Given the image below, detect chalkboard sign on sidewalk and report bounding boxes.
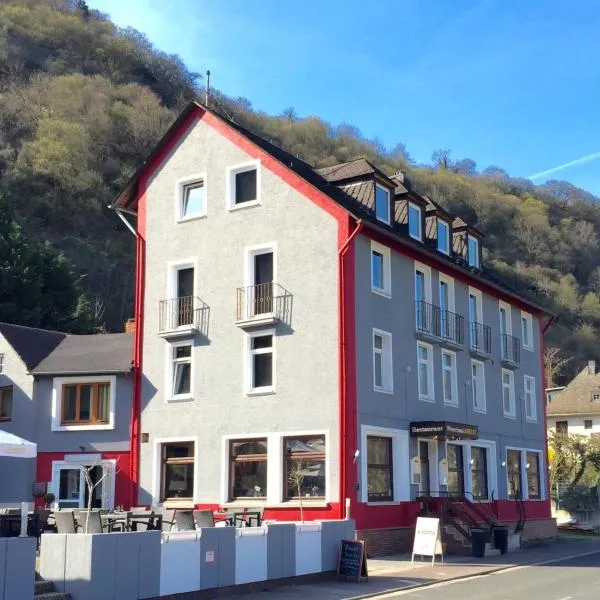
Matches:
[336,539,368,582]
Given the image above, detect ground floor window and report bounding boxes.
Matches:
[367,436,394,501]
[284,435,325,499]
[447,444,464,495]
[471,446,488,500]
[229,439,268,499]
[0,386,12,421]
[161,442,195,501]
[526,452,541,500]
[507,449,522,499]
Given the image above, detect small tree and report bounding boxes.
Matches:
[287,461,307,524]
[82,459,118,533]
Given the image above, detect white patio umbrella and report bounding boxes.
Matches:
[0,430,37,458]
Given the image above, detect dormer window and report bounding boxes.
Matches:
[408,203,422,240]
[375,184,390,224]
[437,220,450,255]
[468,235,480,268]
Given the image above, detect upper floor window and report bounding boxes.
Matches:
[247,332,274,394]
[556,420,568,434]
[442,350,458,406]
[502,369,515,418]
[408,203,422,240]
[471,359,486,413]
[467,235,480,268]
[437,220,450,254]
[170,343,193,400]
[371,242,391,297]
[61,382,110,425]
[417,342,434,401]
[160,441,195,502]
[229,438,268,500]
[0,386,12,422]
[227,161,260,210]
[375,184,390,224]
[176,174,206,221]
[284,435,326,500]
[521,312,534,351]
[524,376,536,422]
[373,330,393,393]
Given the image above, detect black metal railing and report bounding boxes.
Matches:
[236,282,292,322]
[470,321,492,354]
[416,301,464,345]
[502,333,521,364]
[159,296,209,332]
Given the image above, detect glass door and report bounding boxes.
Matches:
[57,466,84,509]
[419,441,431,495]
[253,252,273,315]
[439,281,449,338]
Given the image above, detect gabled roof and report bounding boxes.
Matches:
[0,323,65,370]
[547,363,600,416]
[315,158,390,184]
[31,333,133,376]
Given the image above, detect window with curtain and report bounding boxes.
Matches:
[284,436,325,500]
[367,436,394,501]
[507,449,522,499]
[61,382,110,425]
[161,442,195,501]
[230,439,268,499]
[471,446,488,500]
[526,452,541,500]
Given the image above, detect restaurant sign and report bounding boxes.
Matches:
[410,421,478,440]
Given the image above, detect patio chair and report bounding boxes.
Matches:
[193,509,215,528]
[175,510,195,531]
[247,508,264,527]
[130,511,155,532]
[55,511,78,534]
[158,509,176,532]
[78,511,104,533]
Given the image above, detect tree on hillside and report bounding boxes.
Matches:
[432,149,452,170]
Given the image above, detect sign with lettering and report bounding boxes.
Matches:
[337,539,368,582]
[410,421,478,440]
[411,517,443,565]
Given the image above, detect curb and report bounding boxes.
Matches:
[344,548,600,600]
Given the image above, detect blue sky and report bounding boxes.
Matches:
[89,0,600,195]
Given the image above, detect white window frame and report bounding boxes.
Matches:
[244,242,277,288]
[521,311,534,351]
[468,286,483,348]
[167,258,197,300]
[524,375,537,422]
[226,159,261,211]
[370,241,391,297]
[175,172,207,222]
[441,349,459,407]
[245,329,276,396]
[373,329,393,393]
[152,436,199,506]
[438,273,455,313]
[374,183,391,224]
[505,447,545,501]
[165,340,194,402]
[417,341,435,402]
[467,235,480,268]
[502,369,516,418]
[51,375,116,432]
[415,262,432,303]
[220,430,331,507]
[446,439,497,502]
[437,219,450,255]
[408,202,422,241]
[360,425,410,504]
[499,301,512,335]
[471,359,486,413]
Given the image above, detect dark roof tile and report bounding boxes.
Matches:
[0,323,65,370]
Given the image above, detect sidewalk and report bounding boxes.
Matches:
[222,536,600,600]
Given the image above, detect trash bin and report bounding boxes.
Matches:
[471,529,487,558]
[493,526,509,554]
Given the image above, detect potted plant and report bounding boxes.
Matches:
[42,492,55,508]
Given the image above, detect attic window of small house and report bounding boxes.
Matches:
[408,203,422,241]
[437,220,450,255]
[468,235,480,268]
[375,184,390,224]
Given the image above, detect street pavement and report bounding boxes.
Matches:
[221,537,600,600]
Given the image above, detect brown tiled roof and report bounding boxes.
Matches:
[547,364,600,416]
[316,158,385,183]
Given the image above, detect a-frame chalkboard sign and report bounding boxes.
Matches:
[336,539,368,582]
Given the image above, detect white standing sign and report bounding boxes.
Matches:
[411,516,443,565]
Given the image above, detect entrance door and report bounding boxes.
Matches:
[439,281,449,338]
[419,441,431,495]
[176,267,195,326]
[52,459,115,510]
[57,466,83,509]
[447,444,464,496]
[84,465,104,509]
[253,252,273,315]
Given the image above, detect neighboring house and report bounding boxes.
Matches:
[111,100,554,552]
[547,361,600,436]
[0,323,133,509]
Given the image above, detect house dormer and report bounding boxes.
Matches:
[453,217,483,268]
[316,158,395,226]
[393,191,427,242]
[423,197,452,256]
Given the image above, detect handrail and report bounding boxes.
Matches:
[236,282,292,322]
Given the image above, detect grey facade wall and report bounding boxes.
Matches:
[33,373,132,452]
[139,117,340,506]
[353,234,546,501]
[0,334,36,502]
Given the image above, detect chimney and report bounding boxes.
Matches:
[589,360,596,375]
[125,318,136,334]
[393,170,405,183]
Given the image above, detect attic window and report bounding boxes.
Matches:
[408,203,422,241]
[375,184,390,224]
[437,220,450,255]
[468,235,480,268]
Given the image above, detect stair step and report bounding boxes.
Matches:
[35,581,55,594]
[34,593,71,600]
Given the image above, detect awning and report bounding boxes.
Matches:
[410,421,478,440]
[0,430,37,458]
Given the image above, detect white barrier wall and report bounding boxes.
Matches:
[295,523,322,575]
[0,537,36,600]
[235,527,268,584]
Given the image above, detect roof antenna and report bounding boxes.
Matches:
[205,69,211,107]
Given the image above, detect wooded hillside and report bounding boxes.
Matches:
[0,0,598,383]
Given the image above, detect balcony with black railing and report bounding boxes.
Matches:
[158,295,209,338]
[501,333,521,367]
[469,322,492,357]
[236,282,292,327]
[415,301,464,347]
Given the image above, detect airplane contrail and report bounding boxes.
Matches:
[528,151,600,180]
